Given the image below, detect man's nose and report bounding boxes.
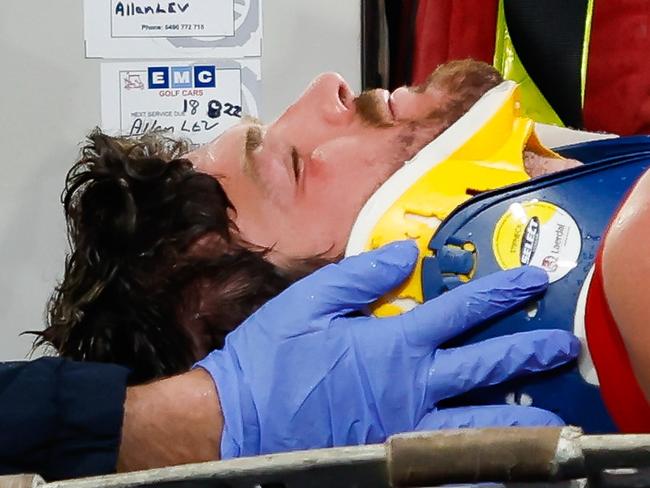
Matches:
[286,72,356,127]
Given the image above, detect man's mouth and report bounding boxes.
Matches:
[380,89,396,120]
[387,91,397,120]
[354,89,395,127]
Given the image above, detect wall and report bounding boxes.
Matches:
[0,1,361,360]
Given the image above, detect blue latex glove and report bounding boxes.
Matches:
[197,241,580,458]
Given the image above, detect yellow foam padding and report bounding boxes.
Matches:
[365,86,560,317]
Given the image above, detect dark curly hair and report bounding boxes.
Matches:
[34,129,300,383]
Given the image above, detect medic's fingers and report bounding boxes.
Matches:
[415,405,564,430]
[398,267,549,348]
[425,330,580,404]
[289,241,418,319]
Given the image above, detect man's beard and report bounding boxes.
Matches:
[320,61,506,271]
[355,59,504,132]
[351,60,505,183]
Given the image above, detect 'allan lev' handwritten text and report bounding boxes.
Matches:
[114,2,190,16]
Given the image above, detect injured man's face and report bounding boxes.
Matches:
[187,60,580,266]
[46,59,586,382]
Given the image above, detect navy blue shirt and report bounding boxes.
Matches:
[0,357,129,481]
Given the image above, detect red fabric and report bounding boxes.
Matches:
[411,0,498,85]
[408,0,650,133]
[585,251,650,432]
[584,0,650,135]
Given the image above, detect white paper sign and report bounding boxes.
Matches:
[111,0,234,38]
[101,59,261,145]
[85,0,262,58]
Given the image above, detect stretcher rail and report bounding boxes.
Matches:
[4,427,650,488]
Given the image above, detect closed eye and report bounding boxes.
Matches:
[291,147,300,181]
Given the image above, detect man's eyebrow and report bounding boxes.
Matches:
[244,125,263,154]
[242,124,264,182]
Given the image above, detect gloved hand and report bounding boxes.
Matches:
[197,240,580,458]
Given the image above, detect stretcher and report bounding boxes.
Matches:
[5,427,650,488]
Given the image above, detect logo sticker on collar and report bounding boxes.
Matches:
[492,200,581,283]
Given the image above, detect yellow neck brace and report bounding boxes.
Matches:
[346,81,560,316]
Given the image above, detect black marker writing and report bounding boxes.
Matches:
[207,100,241,119]
[129,118,174,136]
[180,120,220,133]
[224,102,241,118]
[207,100,222,118]
[115,2,190,16]
[183,99,200,115]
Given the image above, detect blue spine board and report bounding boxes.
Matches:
[422,136,650,433]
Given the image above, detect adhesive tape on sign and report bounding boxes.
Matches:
[492,201,581,283]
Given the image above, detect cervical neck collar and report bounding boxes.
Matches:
[346,81,559,316]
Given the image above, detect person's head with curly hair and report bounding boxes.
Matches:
[40,60,513,382]
[37,129,310,383]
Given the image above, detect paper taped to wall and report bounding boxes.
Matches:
[100,59,261,144]
[85,0,262,58]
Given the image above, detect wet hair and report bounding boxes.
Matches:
[34,129,298,383]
